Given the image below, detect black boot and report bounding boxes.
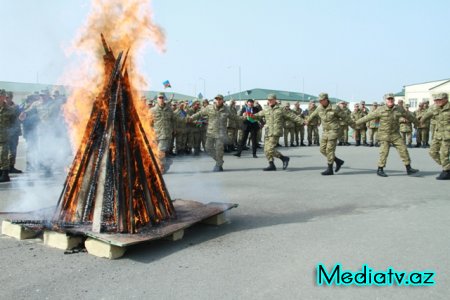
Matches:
[0,170,11,183]
[356,141,361,146]
[406,165,419,175]
[9,166,23,174]
[321,164,334,175]
[280,155,290,170]
[369,142,374,147]
[263,161,276,171]
[415,142,421,148]
[334,157,344,172]
[308,140,312,146]
[253,153,258,158]
[377,167,387,177]
[233,151,241,157]
[436,170,450,180]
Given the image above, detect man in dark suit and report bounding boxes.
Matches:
[234,99,261,158]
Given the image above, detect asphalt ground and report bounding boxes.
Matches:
[0,138,449,299]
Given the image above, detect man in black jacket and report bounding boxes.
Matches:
[234,99,261,158]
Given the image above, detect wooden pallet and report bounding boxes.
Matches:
[1,199,238,259]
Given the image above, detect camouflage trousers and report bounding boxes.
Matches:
[264,135,282,162]
[416,128,430,145]
[339,125,349,143]
[175,131,187,153]
[206,137,225,167]
[283,127,295,146]
[294,125,305,144]
[188,130,201,153]
[227,127,237,147]
[0,142,9,170]
[400,131,413,145]
[431,124,436,139]
[354,128,367,143]
[157,139,173,171]
[307,125,319,144]
[319,134,338,164]
[369,128,378,144]
[8,135,19,167]
[377,135,411,168]
[429,139,450,171]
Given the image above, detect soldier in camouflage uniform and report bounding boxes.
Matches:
[190,94,243,172]
[187,100,202,156]
[253,94,304,171]
[283,103,295,147]
[5,92,23,173]
[337,101,351,146]
[226,100,239,152]
[150,92,179,173]
[0,90,14,182]
[414,102,428,148]
[399,102,413,147]
[306,93,354,175]
[22,92,62,176]
[293,102,305,146]
[174,102,189,155]
[356,93,419,177]
[422,100,431,147]
[420,93,450,180]
[351,103,364,146]
[200,99,209,151]
[359,101,369,145]
[368,102,380,147]
[306,100,320,146]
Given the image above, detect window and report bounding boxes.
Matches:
[409,98,417,108]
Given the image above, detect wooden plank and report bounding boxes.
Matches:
[82,199,237,247]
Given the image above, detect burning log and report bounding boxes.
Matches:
[52,35,176,234]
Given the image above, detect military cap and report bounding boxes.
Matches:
[383,93,395,100]
[157,92,166,99]
[338,100,345,105]
[214,94,224,100]
[267,93,277,100]
[318,93,328,101]
[432,92,448,100]
[360,100,366,105]
[354,103,360,107]
[247,98,254,103]
[0,89,6,96]
[372,101,378,106]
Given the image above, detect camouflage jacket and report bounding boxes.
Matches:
[190,104,242,139]
[399,111,414,133]
[305,106,320,126]
[254,104,303,137]
[0,105,14,143]
[226,105,239,129]
[338,107,351,126]
[351,110,366,129]
[421,101,450,141]
[150,104,177,140]
[414,108,430,128]
[308,104,354,139]
[368,107,380,129]
[356,105,417,141]
[293,108,304,128]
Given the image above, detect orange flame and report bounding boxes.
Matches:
[61,0,165,165]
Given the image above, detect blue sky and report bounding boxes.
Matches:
[1,0,449,101]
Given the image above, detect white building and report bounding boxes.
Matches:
[404,78,450,111]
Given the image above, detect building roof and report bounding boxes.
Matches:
[429,79,450,90]
[0,81,196,101]
[395,89,405,96]
[224,88,343,104]
[403,78,450,87]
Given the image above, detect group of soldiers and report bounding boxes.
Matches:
[149,91,449,180]
[0,89,69,182]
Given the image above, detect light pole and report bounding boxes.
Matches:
[199,77,206,98]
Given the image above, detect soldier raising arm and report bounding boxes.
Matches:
[304,93,354,176]
[251,94,304,171]
[355,93,419,177]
